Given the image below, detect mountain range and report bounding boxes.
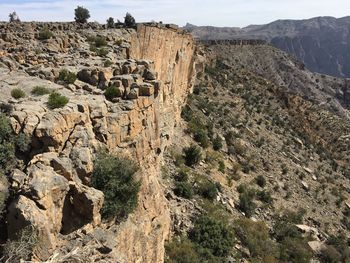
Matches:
[184,16,350,78]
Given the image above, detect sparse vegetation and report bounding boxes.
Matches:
[91,152,140,220]
[1,226,38,262]
[38,27,54,40]
[31,86,51,96]
[47,92,69,109]
[11,88,25,99]
[58,69,77,84]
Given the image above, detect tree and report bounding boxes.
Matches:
[9,12,20,23]
[183,145,202,167]
[91,152,140,220]
[106,17,115,28]
[74,6,90,23]
[124,12,136,27]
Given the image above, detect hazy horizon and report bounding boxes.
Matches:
[0,0,350,27]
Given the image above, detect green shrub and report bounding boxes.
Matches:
[176,168,189,182]
[174,181,193,199]
[218,160,225,173]
[181,105,193,122]
[104,86,122,100]
[15,133,31,153]
[104,60,113,67]
[38,27,54,40]
[96,47,109,57]
[165,238,201,263]
[94,36,107,47]
[212,135,223,151]
[279,238,312,263]
[47,92,69,109]
[0,173,8,219]
[324,234,350,262]
[31,86,51,96]
[58,69,77,84]
[197,180,218,201]
[184,145,202,167]
[273,209,305,242]
[11,88,25,99]
[258,190,273,204]
[190,215,235,257]
[256,175,266,188]
[74,6,90,23]
[321,246,342,263]
[0,113,16,173]
[193,129,209,148]
[234,218,278,258]
[91,152,140,220]
[238,188,256,217]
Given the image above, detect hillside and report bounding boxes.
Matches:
[0,21,349,263]
[163,41,350,262]
[185,16,350,78]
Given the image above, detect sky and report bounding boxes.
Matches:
[0,0,350,27]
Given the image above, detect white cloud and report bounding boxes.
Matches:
[0,0,349,27]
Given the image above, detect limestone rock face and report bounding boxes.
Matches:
[1,23,195,262]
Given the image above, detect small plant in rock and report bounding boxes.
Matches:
[104,86,122,100]
[104,60,113,67]
[91,152,140,220]
[74,6,90,23]
[183,144,202,167]
[31,86,51,96]
[38,27,54,40]
[58,69,77,84]
[96,48,109,57]
[256,175,266,188]
[1,226,38,262]
[94,36,107,47]
[47,92,69,109]
[11,88,25,99]
[212,135,223,151]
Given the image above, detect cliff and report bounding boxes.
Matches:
[0,22,195,262]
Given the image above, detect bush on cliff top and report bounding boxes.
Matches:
[74,6,90,23]
[91,152,140,220]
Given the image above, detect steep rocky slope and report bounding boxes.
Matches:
[185,16,350,77]
[0,22,195,262]
[163,41,350,262]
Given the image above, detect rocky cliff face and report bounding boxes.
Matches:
[0,22,195,262]
[185,16,350,78]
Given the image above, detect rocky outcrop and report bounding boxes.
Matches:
[1,22,195,262]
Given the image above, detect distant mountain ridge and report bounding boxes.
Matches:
[184,16,350,78]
